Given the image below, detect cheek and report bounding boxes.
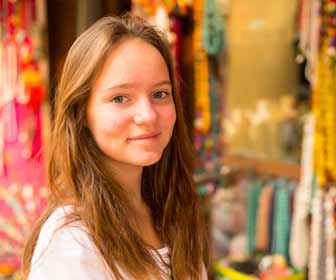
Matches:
[88,108,131,137]
[102,116,127,134]
[160,106,176,128]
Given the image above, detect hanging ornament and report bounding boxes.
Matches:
[194,0,210,134]
[0,0,47,270]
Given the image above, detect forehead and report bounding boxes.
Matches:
[93,37,171,91]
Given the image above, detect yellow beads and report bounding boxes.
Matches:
[194,0,210,134]
[313,43,336,186]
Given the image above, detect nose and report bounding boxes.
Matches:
[133,99,158,126]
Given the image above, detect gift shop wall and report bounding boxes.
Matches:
[0,0,48,277]
[212,0,336,280]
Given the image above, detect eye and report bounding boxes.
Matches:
[153,91,169,99]
[112,96,129,103]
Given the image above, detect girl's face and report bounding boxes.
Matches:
[86,38,176,169]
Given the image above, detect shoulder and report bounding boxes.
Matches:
[32,206,94,259]
[28,206,111,280]
[36,206,82,240]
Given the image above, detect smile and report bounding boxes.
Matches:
[128,132,161,141]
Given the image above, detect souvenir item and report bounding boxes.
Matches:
[0,0,46,270]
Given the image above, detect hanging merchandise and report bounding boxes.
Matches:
[132,0,191,17]
[309,188,324,280]
[131,0,192,98]
[211,179,248,261]
[324,188,335,280]
[313,46,336,186]
[308,186,336,280]
[245,178,298,261]
[246,181,263,255]
[298,0,321,84]
[193,0,211,179]
[255,185,273,252]
[193,0,210,134]
[194,74,223,177]
[289,114,315,270]
[202,0,224,55]
[193,0,224,179]
[213,176,306,280]
[271,180,292,260]
[246,179,285,257]
[308,2,336,272]
[298,0,336,277]
[308,0,336,186]
[0,0,47,273]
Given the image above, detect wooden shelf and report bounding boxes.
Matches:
[223,155,301,180]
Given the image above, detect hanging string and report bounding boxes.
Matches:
[202,0,224,56]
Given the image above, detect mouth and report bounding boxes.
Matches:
[128,132,161,141]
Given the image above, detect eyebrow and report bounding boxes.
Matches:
[102,80,172,92]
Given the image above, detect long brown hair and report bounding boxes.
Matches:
[21,14,208,279]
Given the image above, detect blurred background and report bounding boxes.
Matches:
[0,0,335,279]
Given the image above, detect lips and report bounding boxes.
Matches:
[128,132,161,141]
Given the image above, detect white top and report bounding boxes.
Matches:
[28,206,208,280]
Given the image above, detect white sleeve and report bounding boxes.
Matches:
[28,208,113,280]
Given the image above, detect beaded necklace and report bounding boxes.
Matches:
[202,0,224,55]
[193,0,210,134]
[313,0,336,186]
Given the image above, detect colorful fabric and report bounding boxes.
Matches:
[255,185,273,251]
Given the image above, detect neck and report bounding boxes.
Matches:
[106,159,145,207]
[104,159,161,248]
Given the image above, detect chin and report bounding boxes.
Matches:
[136,152,163,166]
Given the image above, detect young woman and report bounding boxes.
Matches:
[22,15,208,280]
